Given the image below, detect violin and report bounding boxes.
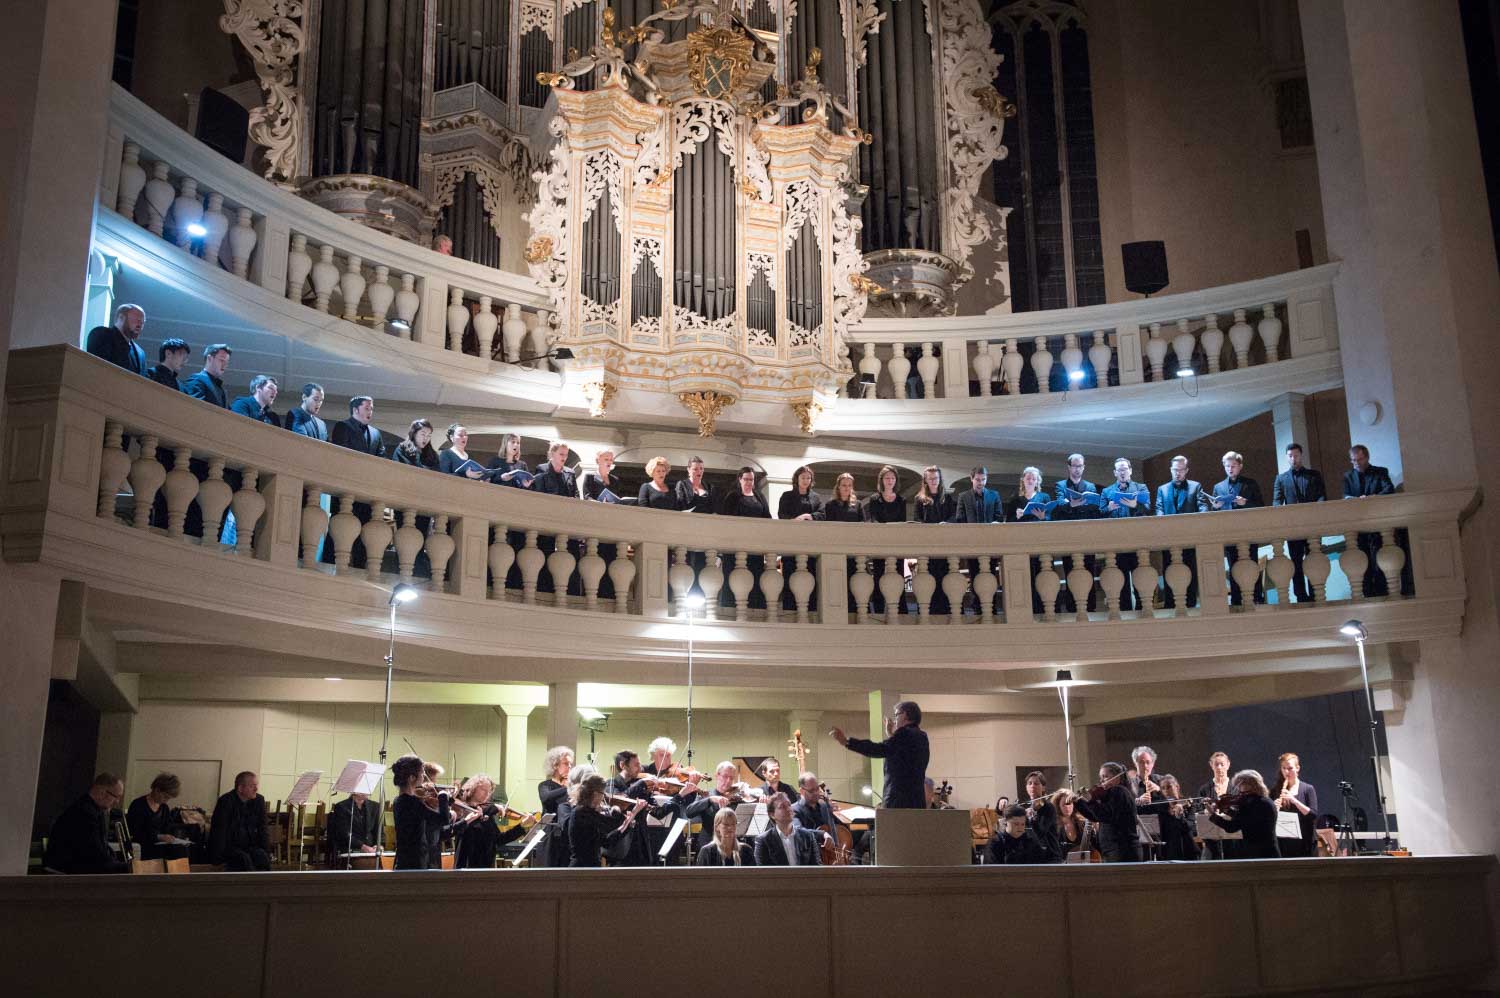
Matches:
[1081,771,1126,802]
[1208,792,1250,813]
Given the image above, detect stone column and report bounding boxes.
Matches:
[546,682,579,758]
[0,573,62,873]
[499,703,535,811]
[1270,393,1311,465]
[0,0,118,353]
[96,711,138,791]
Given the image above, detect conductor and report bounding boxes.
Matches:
[831,700,930,809]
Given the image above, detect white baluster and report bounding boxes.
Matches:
[171,178,203,249]
[310,244,339,311]
[1376,528,1406,597]
[97,421,131,519]
[300,487,328,568]
[1257,304,1283,362]
[117,142,147,217]
[970,555,997,623]
[394,274,420,334]
[1200,315,1224,373]
[394,508,425,581]
[513,528,543,600]
[1031,336,1054,393]
[668,546,695,613]
[339,255,366,320]
[1171,319,1196,376]
[488,524,516,597]
[285,234,312,301]
[888,342,910,400]
[727,551,754,621]
[200,193,229,263]
[942,555,970,623]
[1144,323,1168,381]
[547,534,577,607]
[759,553,784,623]
[789,555,815,623]
[877,556,904,624]
[327,494,361,573]
[142,162,174,236]
[229,468,266,555]
[972,342,994,397]
[1001,338,1024,394]
[1098,552,1124,621]
[856,343,881,396]
[366,265,394,325]
[1340,543,1369,600]
[127,434,166,529]
[227,208,258,278]
[916,343,939,399]
[1131,549,1158,619]
[1066,551,1092,622]
[608,547,636,612]
[1265,542,1294,607]
[472,296,499,359]
[1227,308,1254,368]
[197,458,233,545]
[161,445,198,537]
[578,538,606,608]
[446,287,469,351]
[500,303,527,363]
[527,310,551,368]
[1060,333,1084,386]
[1230,541,1260,609]
[1087,332,1113,387]
[698,549,724,619]
[1034,554,1061,622]
[849,556,873,623]
[1303,537,1331,603]
[1164,545,1191,616]
[360,504,393,581]
[425,515,455,586]
[912,556,936,622]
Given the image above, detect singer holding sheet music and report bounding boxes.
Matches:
[1051,454,1101,613]
[1006,467,1048,614]
[486,433,535,488]
[438,424,486,479]
[582,450,623,502]
[1102,458,1152,611]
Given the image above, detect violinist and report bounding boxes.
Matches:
[452,774,538,869]
[538,746,574,868]
[1142,774,1199,861]
[685,761,746,850]
[606,750,695,865]
[642,736,679,777]
[568,774,647,868]
[695,807,755,866]
[754,757,798,802]
[985,805,1050,865]
[1022,771,1060,857]
[1270,753,1319,858]
[392,753,475,870]
[1071,762,1140,862]
[1051,790,1096,862]
[1207,770,1280,859]
[1198,751,1235,859]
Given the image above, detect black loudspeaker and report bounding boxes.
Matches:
[1122,240,1169,296]
[194,87,249,164]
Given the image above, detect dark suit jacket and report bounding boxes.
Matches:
[182,370,228,408]
[147,363,184,392]
[208,790,270,861]
[791,796,836,833]
[675,479,718,514]
[229,396,281,427]
[326,797,382,854]
[285,407,328,441]
[754,825,822,865]
[44,794,128,874]
[1050,477,1102,520]
[985,829,1051,865]
[1343,465,1395,498]
[950,487,1001,523]
[85,325,148,376]
[1154,479,1204,516]
[1273,467,1326,505]
[844,724,930,809]
[331,417,386,457]
[532,463,577,498]
[1207,476,1264,511]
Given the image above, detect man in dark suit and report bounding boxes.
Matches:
[754,792,822,866]
[1342,444,1405,596]
[832,700,930,809]
[1050,454,1101,612]
[949,466,1001,523]
[147,337,190,391]
[43,773,129,874]
[1272,442,1325,601]
[791,773,839,856]
[1103,457,1152,610]
[84,303,148,376]
[183,343,232,408]
[208,771,271,871]
[229,374,281,426]
[1154,455,1202,609]
[1207,450,1265,605]
[284,383,328,440]
[326,792,381,864]
[331,396,386,456]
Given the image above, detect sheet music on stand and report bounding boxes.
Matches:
[735,802,770,839]
[332,760,385,795]
[1195,813,1242,840]
[1275,810,1303,839]
[286,770,323,806]
[512,826,548,867]
[657,817,689,863]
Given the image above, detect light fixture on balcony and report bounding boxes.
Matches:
[859,372,877,399]
[682,592,705,766]
[1340,619,1393,851]
[1067,369,1085,383]
[385,318,411,337]
[1176,367,1195,378]
[511,347,574,365]
[323,676,343,682]
[186,222,208,238]
[376,583,419,837]
[1054,669,1077,792]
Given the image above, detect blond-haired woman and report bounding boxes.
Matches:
[1270,752,1319,857]
[453,774,537,868]
[638,456,682,510]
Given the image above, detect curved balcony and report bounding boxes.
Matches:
[2,348,1465,688]
[100,84,1338,446]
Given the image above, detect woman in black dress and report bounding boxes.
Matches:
[1208,769,1281,859]
[452,774,537,869]
[863,465,907,616]
[1270,752,1319,857]
[694,807,755,866]
[126,772,194,862]
[538,746,574,868]
[637,456,681,510]
[776,465,822,613]
[581,448,623,501]
[568,774,646,868]
[391,753,471,870]
[912,466,957,617]
[1072,762,1141,862]
[820,473,863,615]
[394,418,441,471]
[1145,774,1200,861]
[718,467,771,609]
[486,433,534,487]
[435,423,485,478]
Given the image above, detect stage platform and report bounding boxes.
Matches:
[0,856,1494,997]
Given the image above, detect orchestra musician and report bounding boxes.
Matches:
[326,791,381,863]
[1130,746,1165,805]
[1051,790,1096,862]
[754,793,822,866]
[695,807,755,866]
[1021,771,1060,857]
[568,774,646,868]
[452,774,538,869]
[208,771,272,872]
[1144,774,1200,861]
[793,773,838,849]
[755,757,798,802]
[44,773,130,874]
[1207,770,1281,859]
[538,746,574,868]
[1270,753,1319,858]
[391,754,472,870]
[985,805,1051,865]
[606,750,695,866]
[684,762,747,851]
[126,772,197,862]
[1198,751,1236,860]
[1072,762,1140,862]
[831,700,930,809]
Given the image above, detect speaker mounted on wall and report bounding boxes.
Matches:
[194,87,249,165]
[1121,240,1169,297]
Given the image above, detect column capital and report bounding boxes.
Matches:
[498,702,536,718]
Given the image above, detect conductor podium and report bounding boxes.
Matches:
[872,808,973,866]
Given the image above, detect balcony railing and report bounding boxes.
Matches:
[3,348,1468,663]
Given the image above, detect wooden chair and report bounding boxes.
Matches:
[164,857,190,874]
[130,858,166,874]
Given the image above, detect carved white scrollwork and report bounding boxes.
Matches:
[219,0,306,184]
[631,237,664,277]
[431,161,524,241]
[673,102,737,170]
[634,116,670,189]
[747,252,776,292]
[939,0,1010,279]
[784,180,825,250]
[851,0,888,69]
[524,116,572,318]
[520,0,556,39]
[580,150,625,233]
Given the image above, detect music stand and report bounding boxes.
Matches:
[332,761,385,870]
[513,826,548,868]
[1136,814,1162,860]
[735,801,770,839]
[657,817,690,866]
[285,771,322,869]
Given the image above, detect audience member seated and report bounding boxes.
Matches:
[229,374,281,427]
[284,383,327,440]
[183,343,232,408]
[147,337,190,392]
[437,423,485,478]
[394,418,440,470]
[753,793,821,866]
[326,792,382,863]
[44,772,130,874]
[209,771,272,871]
[331,395,386,457]
[84,303,148,376]
[126,772,197,862]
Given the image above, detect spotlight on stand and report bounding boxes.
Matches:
[376,583,420,857]
[1067,369,1085,383]
[1339,619,1394,852]
[511,347,574,365]
[1340,619,1367,639]
[682,592,706,764]
[186,222,209,238]
[1053,669,1078,792]
[1177,367,1195,378]
[389,582,419,606]
[577,707,610,767]
[386,318,411,337]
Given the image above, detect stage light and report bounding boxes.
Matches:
[1055,669,1074,685]
[1177,367,1195,377]
[1340,619,1366,639]
[1067,369,1085,382]
[186,222,208,237]
[389,583,419,605]
[683,593,706,609]
[577,707,606,722]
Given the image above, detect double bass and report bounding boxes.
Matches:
[788,730,852,865]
